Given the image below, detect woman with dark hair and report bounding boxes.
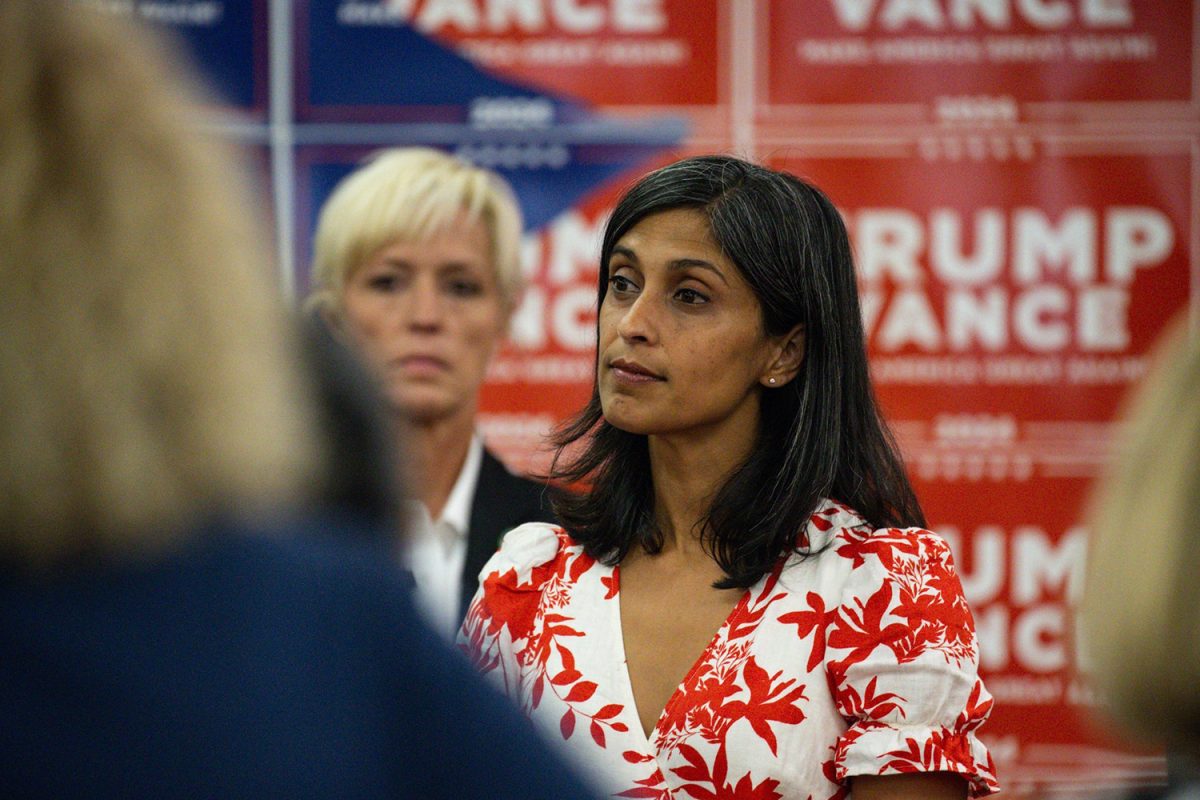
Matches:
[459,156,998,799]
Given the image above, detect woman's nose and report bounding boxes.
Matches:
[616,292,657,345]
[403,278,445,330]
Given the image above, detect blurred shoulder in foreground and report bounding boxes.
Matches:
[1084,319,1200,800]
[0,2,598,797]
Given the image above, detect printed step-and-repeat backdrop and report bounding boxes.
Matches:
[102,1,1197,796]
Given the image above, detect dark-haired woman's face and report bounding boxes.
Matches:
[598,208,788,445]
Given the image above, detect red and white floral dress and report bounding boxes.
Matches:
[458,498,999,799]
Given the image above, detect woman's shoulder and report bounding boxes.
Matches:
[801,499,956,571]
[477,521,582,590]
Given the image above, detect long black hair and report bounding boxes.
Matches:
[549,155,924,589]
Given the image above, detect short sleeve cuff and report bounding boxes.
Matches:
[834,721,1000,797]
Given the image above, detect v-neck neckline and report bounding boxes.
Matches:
[610,562,754,748]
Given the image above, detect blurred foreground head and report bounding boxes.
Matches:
[0,1,321,566]
[1084,320,1200,749]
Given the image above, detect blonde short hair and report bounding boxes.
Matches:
[306,147,525,316]
[1083,320,1200,747]
[0,2,321,565]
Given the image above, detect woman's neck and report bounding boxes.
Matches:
[646,411,758,555]
[398,407,477,521]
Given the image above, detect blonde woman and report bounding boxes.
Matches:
[308,148,552,638]
[1083,320,1200,800]
[0,4,601,798]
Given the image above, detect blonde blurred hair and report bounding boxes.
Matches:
[1083,319,1200,747]
[305,147,525,317]
[0,1,321,565]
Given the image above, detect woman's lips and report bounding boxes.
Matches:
[609,358,665,384]
[396,354,449,377]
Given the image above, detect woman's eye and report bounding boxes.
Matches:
[675,287,709,305]
[609,275,638,294]
[446,279,483,298]
[367,274,398,291]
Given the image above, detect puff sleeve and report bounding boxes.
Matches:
[825,528,999,797]
[456,522,566,698]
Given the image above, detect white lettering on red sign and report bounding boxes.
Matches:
[829,0,1133,31]
[508,211,603,351]
[849,206,1174,353]
[386,0,667,34]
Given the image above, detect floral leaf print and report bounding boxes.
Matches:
[821,758,849,800]
[728,573,785,641]
[836,676,906,721]
[560,708,576,739]
[616,788,670,799]
[778,591,834,672]
[564,680,598,702]
[558,641,577,671]
[827,582,911,668]
[461,566,541,650]
[956,682,994,731]
[591,719,607,747]
[712,740,729,790]
[551,668,583,685]
[880,735,940,773]
[569,548,594,583]
[673,743,783,800]
[617,770,673,799]
[545,635,626,747]
[715,657,807,756]
[723,774,782,800]
[596,703,623,720]
[671,743,712,783]
[835,526,922,571]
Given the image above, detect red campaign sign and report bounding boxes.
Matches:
[397,0,722,107]
[762,0,1194,107]
[474,181,603,476]
[768,149,1192,794]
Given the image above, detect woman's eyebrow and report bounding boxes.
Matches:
[612,246,729,286]
[669,258,729,286]
[611,244,638,262]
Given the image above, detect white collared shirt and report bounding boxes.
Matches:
[404,435,483,640]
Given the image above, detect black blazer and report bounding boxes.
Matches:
[458,449,556,624]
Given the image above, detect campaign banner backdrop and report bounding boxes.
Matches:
[296,0,711,136]
[83,0,267,113]
[770,144,1193,795]
[383,0,724,110]
[762,0,1193,112]
[113,0,1200,795]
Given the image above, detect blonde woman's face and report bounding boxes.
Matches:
[339,214,508,424]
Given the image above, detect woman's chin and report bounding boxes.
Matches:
[601,411,658,437]
[390,390,465,426]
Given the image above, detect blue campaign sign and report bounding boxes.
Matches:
[296,0,590,122]
[132,0,266,113]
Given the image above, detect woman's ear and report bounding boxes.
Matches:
[761,323,805,388]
